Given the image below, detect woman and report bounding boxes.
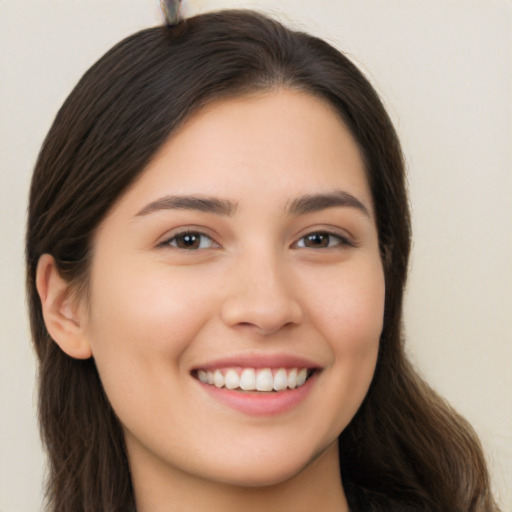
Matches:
[26,8,499,512]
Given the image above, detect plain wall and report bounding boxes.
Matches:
[1,1,510,510]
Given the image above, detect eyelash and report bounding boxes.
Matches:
[294,231,353,249]
[158,231,219,250]
[158,230,354,251]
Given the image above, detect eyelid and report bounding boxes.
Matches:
[292,228,356,249]
[156,227,220,250]
[154,225,356,251]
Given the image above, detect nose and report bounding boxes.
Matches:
[219,251,304,336]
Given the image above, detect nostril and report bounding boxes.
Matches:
[221,306,304,336]
[219,276,304,334]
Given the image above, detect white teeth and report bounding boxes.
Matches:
[273,368,288,391]
[287,368,297,389]
[213,370,224,388]
[297,368,308,387]
[256,368,274,391]
[197,367,312,392]
[240,368,256,391]
[224,369,240,390]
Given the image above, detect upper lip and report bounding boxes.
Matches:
[191,352,321,371]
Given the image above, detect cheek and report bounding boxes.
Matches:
[88,258,211,350]
[306,257,385,349]
[83,260,214,407]
[302,259,384,427]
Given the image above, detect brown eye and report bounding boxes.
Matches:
[163,231,216,250]
[304,233,329,248]
[296,231,349,249]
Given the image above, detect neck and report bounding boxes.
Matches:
[131,440,348,512]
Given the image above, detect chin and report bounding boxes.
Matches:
[214,465,307,488]
[205,439,337,489]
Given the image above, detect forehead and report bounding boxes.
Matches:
[109,89,372,219]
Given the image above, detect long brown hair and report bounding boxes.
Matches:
[26,10,498,512]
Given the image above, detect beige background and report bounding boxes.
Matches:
[1,1,510,510]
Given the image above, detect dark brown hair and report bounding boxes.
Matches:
[26,10,498,512]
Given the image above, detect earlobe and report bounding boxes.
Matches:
[36,254,92,359]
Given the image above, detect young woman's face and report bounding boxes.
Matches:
[82,90,384,489]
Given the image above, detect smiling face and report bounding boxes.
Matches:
[80,90,385,494]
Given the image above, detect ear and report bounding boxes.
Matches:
[36,254,92,359]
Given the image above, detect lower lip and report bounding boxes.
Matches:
[196,371,318,417]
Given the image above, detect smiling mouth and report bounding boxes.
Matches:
[193,367,315,392]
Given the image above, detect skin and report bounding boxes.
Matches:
[38,89,385,512]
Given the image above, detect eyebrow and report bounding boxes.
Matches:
[135,190,370,218]
[135,195,238,217]
[286,190,370,217]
